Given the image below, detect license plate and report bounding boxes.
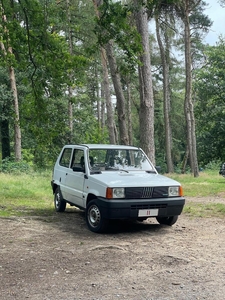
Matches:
[138,209,159,217]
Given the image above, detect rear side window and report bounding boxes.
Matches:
[59,148,72,168]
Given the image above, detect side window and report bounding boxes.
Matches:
[71,149,85,169]
[59,148,72,168]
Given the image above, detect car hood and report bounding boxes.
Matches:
[89,171,181,187]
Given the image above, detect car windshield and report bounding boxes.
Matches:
[88,148,154,172]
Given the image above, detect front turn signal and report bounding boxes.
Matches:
[179,186,184,197]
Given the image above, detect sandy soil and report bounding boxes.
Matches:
[0,196,225,300]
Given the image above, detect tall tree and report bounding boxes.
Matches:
[106,40,129,145]
[100,46,117,144]
[134,0,155,164]
[183,0,198,177]
[66,0,74,141]
[0,4,21,161]
[175,0,211,176]
[155,12,174,172]
[92,0,116,144]
[93,0,129,145]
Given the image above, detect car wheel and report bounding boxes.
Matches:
[86,200,108,233]
[156,215,178,226]
[54,186,66,212]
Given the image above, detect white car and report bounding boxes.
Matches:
[51,144,185,233]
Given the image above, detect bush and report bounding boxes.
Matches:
[204,160,222,171]
[0,157,31,174]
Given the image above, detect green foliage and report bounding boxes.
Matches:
[0,68,13,119]
[0,0,96,168]
[154,153,167,174]
[189,1,212,36]
[194,39,225,164]
[0,0,223,174]
[0,157,31,174]
[94,0,142,70]
[204,160,222,171]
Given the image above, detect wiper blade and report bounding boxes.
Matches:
[146,170,157,174]
[105,166,119,171]
[105,167,129,173]
[90,170,102,174]
[119,169,129,173]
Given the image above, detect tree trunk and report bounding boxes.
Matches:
[9,64,22,161]
[126,79,133,145]
[155,15,174,173]
[68,88,73,143]
[66,0,73,142]
[183,0,199,177]
[93,0,117,144]
[135,0,155,165]
[96,75,101,129]
[106,41,129,145]
[100,47,116,144]
[100,82,105,130]
[181,146,189,174]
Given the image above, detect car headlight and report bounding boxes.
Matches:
[106,187,125,199]
[168,186,183,197]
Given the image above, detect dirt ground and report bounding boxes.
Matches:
[1,196,225,300]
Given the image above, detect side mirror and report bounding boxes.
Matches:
[155,166,161,173]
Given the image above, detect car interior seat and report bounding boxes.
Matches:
[89,156,94,167]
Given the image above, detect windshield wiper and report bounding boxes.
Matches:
[105,167,129,173]
[146,170,157,174]
[119,169,129,173]
[90,170,102,174]
[105,166,119,171]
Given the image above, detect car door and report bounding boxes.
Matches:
[64,148,86,208]
[58,147,73,200]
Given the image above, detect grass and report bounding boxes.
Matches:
[167,170,225,197]
[0,171,54,218]
[167,170,225,218]
[184,202,225,218]
[0,169,225,219]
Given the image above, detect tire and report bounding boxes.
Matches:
[85,200,108,233]
[54,186,66,212]
[156,215,178,226]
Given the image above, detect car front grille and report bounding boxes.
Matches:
[131,203,167,210]
[125,186,168,199]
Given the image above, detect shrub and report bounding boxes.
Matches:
[204,160,222,171]
[0,157,31,174]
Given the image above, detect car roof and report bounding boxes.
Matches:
[64,144,140,150]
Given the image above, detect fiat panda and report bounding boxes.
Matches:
[51,144,185,233]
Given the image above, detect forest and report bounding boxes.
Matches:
[0,0,225,176]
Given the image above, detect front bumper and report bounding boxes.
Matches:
[95,197,185,219]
